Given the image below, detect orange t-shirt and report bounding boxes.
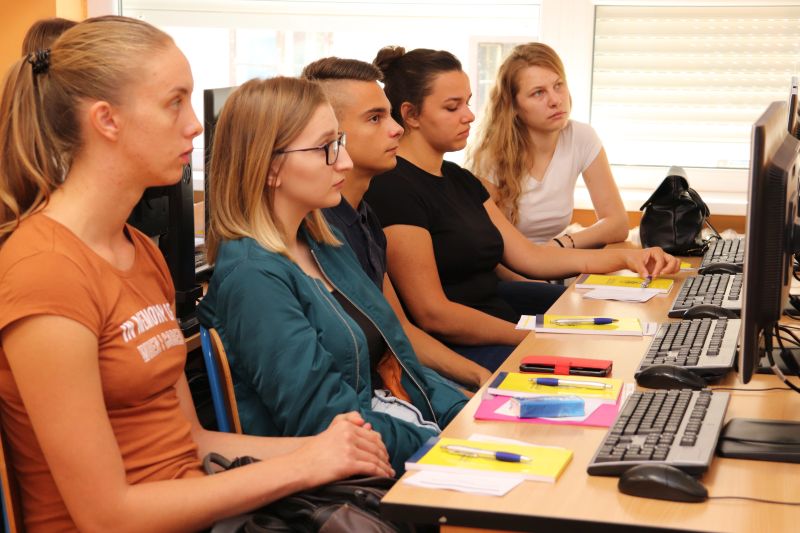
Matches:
[0,214,203,532]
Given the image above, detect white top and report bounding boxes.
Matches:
[487,120,602,244]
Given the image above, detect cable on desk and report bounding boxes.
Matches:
[709,496,800,506]
[770,325,800,394]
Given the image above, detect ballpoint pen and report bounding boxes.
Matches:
[640,276,653,288]
[551,317,618,325]
[441,444,532,463]
[531,377,613,390]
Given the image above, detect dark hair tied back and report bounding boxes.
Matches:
[373,45,461,128]
[372,46,406,80]
[27,49,51,75]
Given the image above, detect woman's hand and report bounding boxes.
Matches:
[292,412,395,486]
[621,247,681,278]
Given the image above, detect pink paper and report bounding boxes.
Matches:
[474,393,620,427]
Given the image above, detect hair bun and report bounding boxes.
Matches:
[373,46,406,76]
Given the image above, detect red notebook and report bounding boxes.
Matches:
[519,355,612,377]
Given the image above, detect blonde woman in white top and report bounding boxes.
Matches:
[469,42,629,249]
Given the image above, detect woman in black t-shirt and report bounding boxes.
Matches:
[365,46,680,372]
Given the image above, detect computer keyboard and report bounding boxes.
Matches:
[587,389,730,476]
[700,238,745,267]
[635,318,740,380]
[667,273,742,318]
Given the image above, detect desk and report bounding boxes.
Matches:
[381,264,800,532]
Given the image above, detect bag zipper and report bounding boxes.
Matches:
[310,249,438,425]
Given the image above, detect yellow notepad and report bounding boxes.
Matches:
[575,274,674,293]
[528,314,644,336]
[488,371,623,404]
[405,437,572,483]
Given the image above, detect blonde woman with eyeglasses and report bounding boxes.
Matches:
[197,76,467,476]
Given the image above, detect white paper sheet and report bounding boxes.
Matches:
[402,470,523,496]
[401,434,550,496]
[582,287,662,302]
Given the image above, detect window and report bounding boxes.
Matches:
[120,0,541,182]
[590,4,800,214]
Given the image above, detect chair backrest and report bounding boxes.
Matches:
[199,326,242,434]
[0,426,23,533]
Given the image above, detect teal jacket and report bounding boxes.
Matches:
[197,228,467,472]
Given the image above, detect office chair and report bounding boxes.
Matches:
[199,326,242,434]
[0,427,22,533]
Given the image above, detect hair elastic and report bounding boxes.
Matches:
[28,49,51,75]
[553,237,565,248]
[563,234,575,248]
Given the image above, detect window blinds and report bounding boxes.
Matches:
[592,5,800,175]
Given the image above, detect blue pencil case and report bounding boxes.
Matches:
[511,395,585,418]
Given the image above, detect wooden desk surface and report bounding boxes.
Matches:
[381,264,800,533]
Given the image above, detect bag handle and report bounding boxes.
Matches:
[203,452,261,475]
[639,166,691,211]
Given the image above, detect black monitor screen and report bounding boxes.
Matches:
[202,86,236,268]
[739,101,799,383]
[126,165,202,336]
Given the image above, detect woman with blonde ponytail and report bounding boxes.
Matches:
[468,42,629,248]
[0,16,391,533]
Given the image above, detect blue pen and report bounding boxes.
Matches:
[551,317,618,325]
[533,377,612,390]
[441,444,531,463]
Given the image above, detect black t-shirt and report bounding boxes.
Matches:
[330,289,386,385]
[365,156,516,322]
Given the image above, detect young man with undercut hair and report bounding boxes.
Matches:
[303,57,491,390]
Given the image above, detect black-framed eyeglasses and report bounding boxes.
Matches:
[274,132,346,166]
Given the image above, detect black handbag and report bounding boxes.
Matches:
[203,453,407,533]
[639,166,718,256]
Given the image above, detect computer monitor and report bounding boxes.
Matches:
[718,101,800,464]
[739,101,798,383]
[202,86,236,268]
[789,76,799,140]
[127,165,203,336]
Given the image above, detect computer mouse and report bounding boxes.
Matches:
[698,262,743,275]
[635,364,707,390]
[682,304,738,319]
[618,464,708,503]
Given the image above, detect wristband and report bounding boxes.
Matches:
[563,234,575,248]
[553,237,565,248]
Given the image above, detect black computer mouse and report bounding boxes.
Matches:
[618,464,708,503]
[698,262,743,275]
[682,304,739,319]
[635,364,707,390]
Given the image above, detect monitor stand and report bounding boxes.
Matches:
[717,418,800,463]
[176,285,203,337]
[757,347,800,376]
[724,345,800,463]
